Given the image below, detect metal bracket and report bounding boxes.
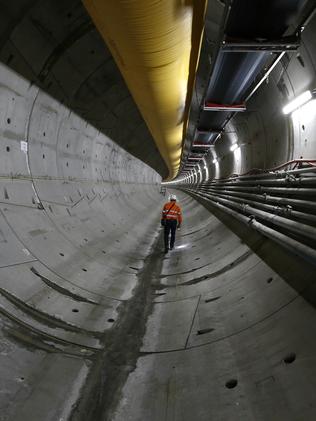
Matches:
[248,214,256,224]
[221,35,300,52]
[204,102,246,112]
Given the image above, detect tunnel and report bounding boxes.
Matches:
[0,1,316,420]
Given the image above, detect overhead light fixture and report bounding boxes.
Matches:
[282,90,313,114]
[192,143,212,148]
[230,143,239,152]
[212,158,218,164]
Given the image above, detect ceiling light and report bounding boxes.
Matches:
[282,90,313,114]
[230,144,239,152]
[212,158,218,164]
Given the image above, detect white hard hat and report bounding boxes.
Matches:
[169,194,177,201]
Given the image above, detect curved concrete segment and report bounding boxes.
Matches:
[0,61,164,420]
[112,191,316,421]
[0,1,316,421]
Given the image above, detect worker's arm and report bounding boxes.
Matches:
[161,204,167,220]
[177,206,182,228]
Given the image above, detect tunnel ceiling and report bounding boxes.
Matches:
[2,0,315,183]
[180,0,316,177]
[0,0,169,179]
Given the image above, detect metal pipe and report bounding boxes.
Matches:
[199,188,316,212]
[200,168,316,185]
[206,163,316,183]
[205,191,316,225]
[207,177,316,187]
[192,193,316,267]
[189,191,316,243]
[203,185,316,197]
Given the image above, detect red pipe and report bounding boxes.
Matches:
[215,159,316,181]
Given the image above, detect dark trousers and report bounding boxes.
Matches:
[164,219,177,249]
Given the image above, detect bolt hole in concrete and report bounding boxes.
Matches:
[267,277,273,283]
[107,318,115,323]
[102,251,106,254]
[197,328,214,335]
[6,146,10,152]
[72,309,79,313]
[82,268,87,272]
[283,353,296,364]
[7,118,10,124]
[205,296,221,303]
[195,257,200,261]
[59,253,64,257]
[225,379,238,389]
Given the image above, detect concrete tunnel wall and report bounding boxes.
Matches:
[0,62,165,419]
[0,2,316,421]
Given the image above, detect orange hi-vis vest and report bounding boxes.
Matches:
[162,201,182,223]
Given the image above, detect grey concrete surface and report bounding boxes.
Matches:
[112,191,316,421]
[0,1,316,421]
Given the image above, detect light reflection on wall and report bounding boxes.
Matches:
[203,158,209,181]
[233,145,241,174]
[291,99,316,158]
[214,160,220,178]
[291,99,316,124]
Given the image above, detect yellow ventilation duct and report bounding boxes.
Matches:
[83,0,207,179]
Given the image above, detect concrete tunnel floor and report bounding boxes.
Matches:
[72,190,316,421]
[1,184,316,421]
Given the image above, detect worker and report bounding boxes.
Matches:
[161,194,182,253]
